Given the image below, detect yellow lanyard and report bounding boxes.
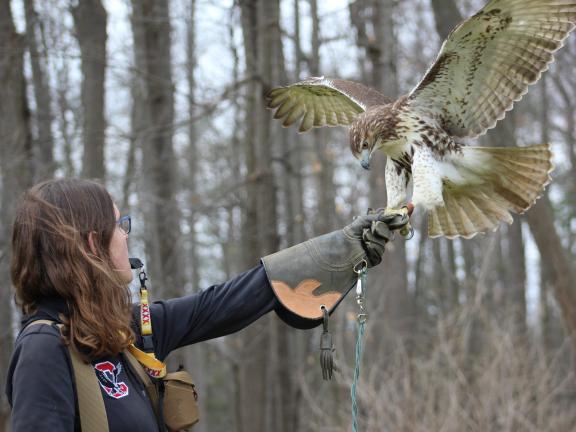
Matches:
[129,262,166,379]
[140,288,152,336]
[127,344,166,378]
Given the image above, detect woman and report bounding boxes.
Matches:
[6,178,406,431]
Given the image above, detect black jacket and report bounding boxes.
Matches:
[6,265,283,431]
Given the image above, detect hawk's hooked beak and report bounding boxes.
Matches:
[360,149,371,170]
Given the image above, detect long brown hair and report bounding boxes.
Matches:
[11,178,134,359]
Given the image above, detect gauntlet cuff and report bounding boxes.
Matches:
[262,230,365,327]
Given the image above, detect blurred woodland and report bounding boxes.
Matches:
[1,0,576,431]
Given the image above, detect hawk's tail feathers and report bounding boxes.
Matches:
[428,144,554,239]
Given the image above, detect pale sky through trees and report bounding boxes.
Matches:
[9,0,550,314]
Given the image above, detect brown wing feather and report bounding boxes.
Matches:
[266,77,390,133]
[409,0,576,138]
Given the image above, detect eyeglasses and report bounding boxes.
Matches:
[117,215,131,235]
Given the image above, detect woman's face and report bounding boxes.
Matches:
[110,204,133,283]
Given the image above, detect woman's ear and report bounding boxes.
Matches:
[87,231,99,256]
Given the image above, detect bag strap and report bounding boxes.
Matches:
[123,349,159,410]
[25,320,109,432]
[124,349,168,431]
[70,346,109,432]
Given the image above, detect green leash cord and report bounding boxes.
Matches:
[351,263,368,432]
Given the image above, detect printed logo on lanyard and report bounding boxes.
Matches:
[141,303,151,328]
[94,361,129,399]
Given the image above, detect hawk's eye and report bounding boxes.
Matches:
[361,141,369,149]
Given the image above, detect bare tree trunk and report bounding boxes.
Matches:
[526,196,576,356]
[432,240,447,310]
[228,8,243,277]
[24,0,55,181]
[0,1,33,428]
[185,0,209,432]
[72,0,107,180]
[257,0,280,256]
[121,125,136,211]
[265,4,302,431]
[276,3,307,430]
[183,3,208,431]
[426,8,464,314]
[238,4,262,432]
[278,4,307,430]
[279,0,304,250]
[551,71,576,253]
[236,1,286,430]
[290,0,306,245]
[537,75,556,351]
[56,59,76,177]
[487,115,528,335]
[310,0,337,234]
[226,17,245,429]
[239,0,260,269]
[237,1,277,430]
[131,0,186,300]
[357,0,415,347]
[430,0,462,40]
[428,0,484,376]
[186,0,201,298]
[260,2,282,430]
[445,240,458,309]
[506,219,527,332]
[537,75,573,352]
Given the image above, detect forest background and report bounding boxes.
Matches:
[1,0,576,431]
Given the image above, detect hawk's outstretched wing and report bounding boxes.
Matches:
[266,77,390,133]
[409,0,576,138]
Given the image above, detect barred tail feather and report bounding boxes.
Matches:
[428,144,553,239]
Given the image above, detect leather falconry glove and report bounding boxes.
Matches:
[262,209,410,328]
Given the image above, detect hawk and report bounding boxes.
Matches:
[267,0,575,238]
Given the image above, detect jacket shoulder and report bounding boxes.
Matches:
[7,320,77,432]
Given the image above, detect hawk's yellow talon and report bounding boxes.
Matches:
[383,206,409,218]
[382,206,412,238]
